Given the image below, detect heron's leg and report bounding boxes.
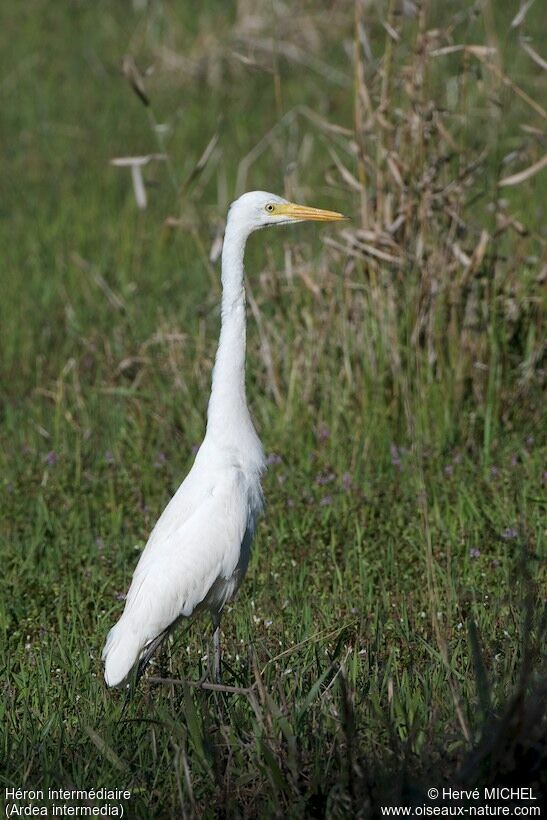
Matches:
[211,612,222,683]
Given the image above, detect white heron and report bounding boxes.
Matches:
[102,191,344,687]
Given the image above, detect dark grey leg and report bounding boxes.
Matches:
[212,612,222,683]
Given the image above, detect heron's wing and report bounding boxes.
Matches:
[136,458,210,555]
[102,467,250,686]
[131,466,249,613]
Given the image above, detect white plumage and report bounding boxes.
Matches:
[102,191,344,687]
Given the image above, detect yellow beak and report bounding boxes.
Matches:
[277,202,346,222]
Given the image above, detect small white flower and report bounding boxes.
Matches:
[110,154,167,209]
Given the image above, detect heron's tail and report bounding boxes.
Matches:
[102,618,143,687]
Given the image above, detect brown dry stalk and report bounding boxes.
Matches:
[498,153,547,187]
[353,0,371,229]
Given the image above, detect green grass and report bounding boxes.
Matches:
[1,1,545,817]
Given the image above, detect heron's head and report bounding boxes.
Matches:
[227,191,345,236]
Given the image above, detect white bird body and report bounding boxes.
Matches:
[102,191,344,687]
[102,438,264,686]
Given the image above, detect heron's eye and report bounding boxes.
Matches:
[265,204,275,213]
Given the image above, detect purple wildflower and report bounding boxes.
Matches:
[320,495,333,506]
[390,444,402,470]
[104,450,115,465]
[342,472,352,490]
[154,451,167,469]
[44,451,58,467]
[469,547,481,559]
[501,527,518,540]
[510,454,518,467]
[266,453,283,466]
[526,435,535,447]
[443,464,454,477]
[490,466,499,478]
[316,424,330,443]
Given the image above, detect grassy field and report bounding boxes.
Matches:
[1,1,546,817]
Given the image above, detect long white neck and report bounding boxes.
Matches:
[206,218,254,444]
